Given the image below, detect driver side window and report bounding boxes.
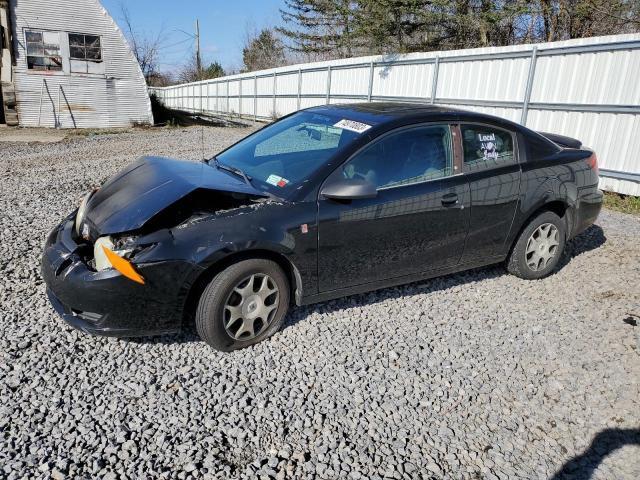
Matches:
[343,125,453,189]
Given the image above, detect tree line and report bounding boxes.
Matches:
[277,0,640,59]
[124,0,639,86]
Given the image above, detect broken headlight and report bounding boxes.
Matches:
[75,190,97,238]
[93,236,140,272]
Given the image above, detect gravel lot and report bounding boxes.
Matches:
[1,126,639,480]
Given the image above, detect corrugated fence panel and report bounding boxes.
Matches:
[373,63,433,99]
[152,33,640,195]
[276,72,299,96]
[256,77,273,96]
[531,49,640,105]
[332,66,369,96]
[438,58,529,101]
[301,70,329,95]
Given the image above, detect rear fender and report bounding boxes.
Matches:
[506,176,577,253]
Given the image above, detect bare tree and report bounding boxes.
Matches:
[178,53,226,83]
[119,5,164,84]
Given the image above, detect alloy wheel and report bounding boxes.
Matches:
[525,223,560,271]
[223,273,280,340]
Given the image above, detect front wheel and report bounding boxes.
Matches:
[196,259,290,351]
[507,211,566,280]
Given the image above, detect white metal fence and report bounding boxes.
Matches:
[151,34,640,196]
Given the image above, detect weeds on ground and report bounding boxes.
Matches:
[64,128,132,137]
[604,191,640,216]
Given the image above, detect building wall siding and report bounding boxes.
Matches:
[11,0,153,128]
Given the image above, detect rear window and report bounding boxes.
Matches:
[461,125,515,172]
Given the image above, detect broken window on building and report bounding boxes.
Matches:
[69,33,102,62]
[26,30,62,71]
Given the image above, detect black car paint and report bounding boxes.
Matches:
[42,103,603,337]
[83,155,266,237]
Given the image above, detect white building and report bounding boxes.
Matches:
[0,0,152,128]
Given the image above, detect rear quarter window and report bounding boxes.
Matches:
[461,125,515,172]
[525,134,561,161]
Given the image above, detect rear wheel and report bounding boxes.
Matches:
[507,211,566,280]
[196,259,290,351]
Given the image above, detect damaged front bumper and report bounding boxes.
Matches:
[41,215,199,337]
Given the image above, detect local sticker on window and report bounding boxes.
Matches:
[333,119,372,134]
[478,133,498,160]
[266,174,289,188]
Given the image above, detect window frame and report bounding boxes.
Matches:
[68,32,103,63]
[457,122,519,173]
[330,122,459,193]
[24,29,63,72]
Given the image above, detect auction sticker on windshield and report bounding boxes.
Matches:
[266,174,289,188]
[333,119,372,134]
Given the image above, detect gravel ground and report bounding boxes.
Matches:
[1,126,639,480]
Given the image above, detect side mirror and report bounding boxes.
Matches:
[321,177,377,200]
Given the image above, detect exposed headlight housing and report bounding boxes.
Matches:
[94,236,115,271]
[93,236,145,284]
[94,236,139,271]
[75,190,96,237]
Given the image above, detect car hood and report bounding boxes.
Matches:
[84,156,264,235]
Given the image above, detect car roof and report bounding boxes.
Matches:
[305,102,524,129]
[307,102,464,119]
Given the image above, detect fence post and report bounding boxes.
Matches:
[239,79,242,118]
[367,60,374,102]
[215,82,219,113]
[297,68,302,111]
[254,75,258,122]
[521,46,538,126]
[430,56,440,104]
[207,82,211,113]
[272,72,277,117]
[326,65,332,104]
[226,79,230,115]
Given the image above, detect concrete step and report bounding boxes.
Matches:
[4,114,18,126]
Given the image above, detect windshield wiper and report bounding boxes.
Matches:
[209,156,283,201]
[211,157,253,187]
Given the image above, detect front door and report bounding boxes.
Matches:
[317,124,470,292]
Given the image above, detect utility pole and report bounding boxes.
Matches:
[195,19,202,80]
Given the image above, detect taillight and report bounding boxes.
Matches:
[587,152,598,176]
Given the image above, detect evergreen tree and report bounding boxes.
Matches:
[277,0,360,58]
[242,29,286,71]
[277,0,640,59]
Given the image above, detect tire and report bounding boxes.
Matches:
[196,259,290,351]
[507,211,566,280]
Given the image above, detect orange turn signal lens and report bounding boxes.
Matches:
[102,246,145,285]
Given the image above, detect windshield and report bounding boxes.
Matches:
[213,111,371,196]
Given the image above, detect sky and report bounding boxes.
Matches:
[100,0,285,73]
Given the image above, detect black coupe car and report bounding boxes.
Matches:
[42,103,603,351]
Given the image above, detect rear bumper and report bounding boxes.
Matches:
[41,216,198,337]
[573,188,603,237]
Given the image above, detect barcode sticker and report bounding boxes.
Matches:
[333,119,372,134]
